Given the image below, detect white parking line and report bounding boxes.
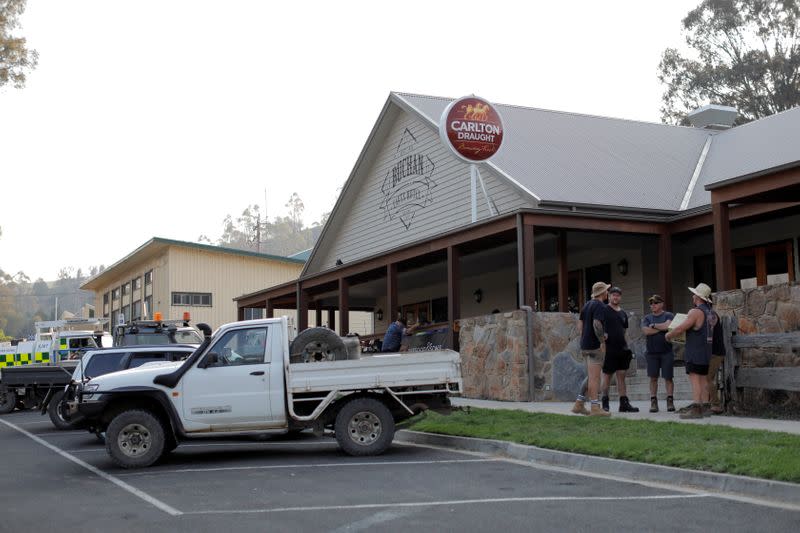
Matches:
[119,458,495,476]
[183,493,711,515]
[0,418,182,516]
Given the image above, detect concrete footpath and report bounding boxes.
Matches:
[451,397,800,434]
[395,397,800,510]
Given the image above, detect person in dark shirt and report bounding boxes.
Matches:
[381,316,418,352]
[571,281,612,417]
[641,294,675,412]
[600,287,639,412]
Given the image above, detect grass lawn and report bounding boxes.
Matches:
[402,408,800,483]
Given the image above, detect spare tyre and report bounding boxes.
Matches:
[290,327,347,363]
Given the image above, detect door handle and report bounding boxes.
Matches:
[250,371,265,376]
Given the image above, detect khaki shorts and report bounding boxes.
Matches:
[581,349,604,364]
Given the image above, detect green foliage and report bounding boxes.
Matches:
[207,194,329,257]
[407,408,800,482]
[0,0,38,89]
[659,0,800,124]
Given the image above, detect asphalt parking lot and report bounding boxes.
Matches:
[1,409,798,532]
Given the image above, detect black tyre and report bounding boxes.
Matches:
[290,327,347,364]
[0,389,16,415]
[334,397,395,456]
[105,410,165,469]
[47,389,76,430]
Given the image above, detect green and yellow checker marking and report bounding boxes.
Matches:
[35,351,51,363]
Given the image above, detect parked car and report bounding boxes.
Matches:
[48,344,197,430]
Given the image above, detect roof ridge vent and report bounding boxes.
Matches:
[688,104,738,130]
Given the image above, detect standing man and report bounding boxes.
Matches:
[641,294,675,413]
[666,283,716,419]
[572,281,612,417]
[601,287,639,413]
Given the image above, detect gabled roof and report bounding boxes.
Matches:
[81,237,304,290]
[693,104,800,203]
[395,92,713,212]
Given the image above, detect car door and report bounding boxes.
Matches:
[180,325,273,428]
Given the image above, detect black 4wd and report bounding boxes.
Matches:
[114,316,202,346]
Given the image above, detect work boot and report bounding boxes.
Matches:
[677,403,694,414]
[649,396,659,413]
[701,402,713,417]
[679,403,703,419]
[601,395,610,412]
[589,403,611,417]
[619,396,640,413]
[571,399,590,415]
[666,396,675,412]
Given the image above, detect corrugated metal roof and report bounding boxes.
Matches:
[689,105,800,207]
[396,93,712,211]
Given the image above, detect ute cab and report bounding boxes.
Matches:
[113,312,202,346]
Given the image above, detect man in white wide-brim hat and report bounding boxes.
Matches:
[665,283,717,419]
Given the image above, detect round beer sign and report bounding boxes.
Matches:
[439,95,504,163]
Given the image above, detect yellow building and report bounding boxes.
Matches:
[80,237,305,330]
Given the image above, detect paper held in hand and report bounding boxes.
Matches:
[667,313,689,344]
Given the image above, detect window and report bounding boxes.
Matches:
[540,270,583,313]
[103,293,109,305]
[112,288,120,301]
[122,282,131,296]
[84,351,128,378]
[132,277,142,290]
[122,305,131,323]
[132,300,142,321]
[207,327,268,366]
[144,270,153,285]
[128,352,168,369]
[144,295,153,318]
[243,308,264,320]
[172,292,212,307]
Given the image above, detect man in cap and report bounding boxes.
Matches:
[641,294,675,412]
[666,283,716,419]
[600,286,639,412]
[571,281,612,417]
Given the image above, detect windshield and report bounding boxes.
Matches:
[120,334,171,346]
[174,330,202,344]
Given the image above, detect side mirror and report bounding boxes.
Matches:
[200,352,220,368]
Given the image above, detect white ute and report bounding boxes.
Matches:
[75,317,462,468]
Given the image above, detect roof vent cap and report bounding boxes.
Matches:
[688,104,738,130]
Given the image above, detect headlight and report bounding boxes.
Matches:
[83,383,100,393]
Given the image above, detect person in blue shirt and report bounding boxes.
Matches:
[381,316,418,352]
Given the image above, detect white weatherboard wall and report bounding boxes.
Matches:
[309,108,534,275]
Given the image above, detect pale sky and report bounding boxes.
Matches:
[1,0,698,281]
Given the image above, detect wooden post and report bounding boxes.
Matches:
[314,305,322,328]
[339,277,350,335]
[327,308,335,331]
[658,231,673,309]
[387,263,398,323]
[237,307,245,321]
[297,284,308,332]
[557,231,568,312]
[721,314,739,412]
[266,299,274,319]
[516,215,536,309]
[447,245,461,349]
[712,201,733,291]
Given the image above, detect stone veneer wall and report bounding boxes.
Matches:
[714,282,800,414]
[458,310,530,401]
[458,309,650,402]
[532,312,646,401]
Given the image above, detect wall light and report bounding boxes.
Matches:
[473,288,483,303]
[375,308,383,321]
[617,259,629,276]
